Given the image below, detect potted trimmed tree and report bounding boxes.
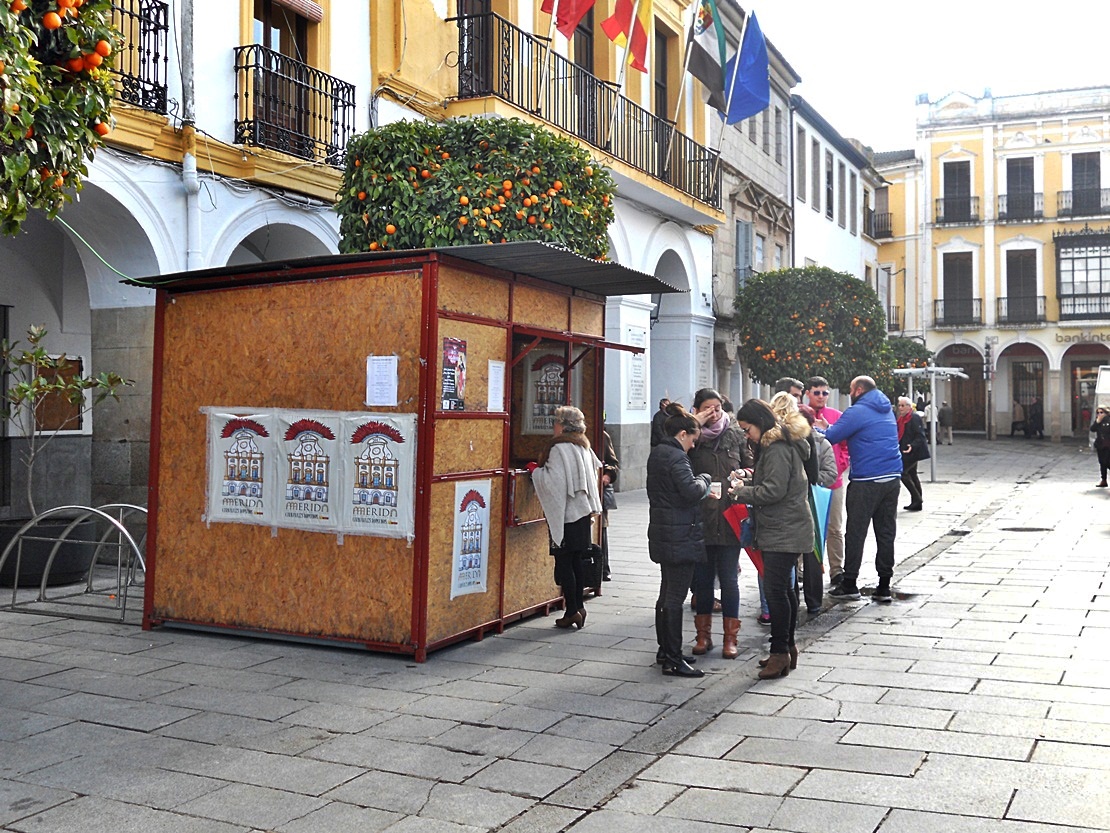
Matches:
[0,325,132,586]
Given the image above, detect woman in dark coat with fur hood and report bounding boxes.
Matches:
[730,399,814,680]
[647,404,712,678]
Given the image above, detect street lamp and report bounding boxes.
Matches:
[649,293,662,329]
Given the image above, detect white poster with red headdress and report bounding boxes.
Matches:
[206,411,277,526]
[341,413,417,539]
[275,412,343,531]
[451,479,491,599]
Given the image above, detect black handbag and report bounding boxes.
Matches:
[602,483,617,510]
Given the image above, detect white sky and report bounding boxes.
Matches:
[750,1,1110,152]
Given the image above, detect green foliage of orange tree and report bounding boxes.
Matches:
[879,336,934,398]
[734,266,892,391]
[0,0,119,235]
[337,118,615,258]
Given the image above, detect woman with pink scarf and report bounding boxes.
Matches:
[688,387,752,659]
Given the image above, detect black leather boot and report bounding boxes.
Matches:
[659,609,703,678]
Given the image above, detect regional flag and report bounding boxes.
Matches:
[687,0,728,113]
[540,0,596,40]
[722,10,769,124]
[601,0,652,73]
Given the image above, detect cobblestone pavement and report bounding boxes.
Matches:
[1,437,1107,832]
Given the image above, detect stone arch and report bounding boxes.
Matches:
[209,202,339,267]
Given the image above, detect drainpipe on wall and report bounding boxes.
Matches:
[180,0,201,271]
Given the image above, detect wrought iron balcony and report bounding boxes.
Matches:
[1059,293,1110,320]
[869,211,893,239]
[109,0,169,114]
[934,196,979,225]
[887,305,902,330]
[451,12,720,208]
[1056,189,1110,217]
[996,295,1045,324]
[933,298,982,328]
[997,192,1043,221]
[233,45,355,166]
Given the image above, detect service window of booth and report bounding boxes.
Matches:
[508,334,597,525]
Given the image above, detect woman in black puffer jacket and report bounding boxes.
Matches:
[647,404,712,678]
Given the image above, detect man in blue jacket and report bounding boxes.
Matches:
[819,376,902,603]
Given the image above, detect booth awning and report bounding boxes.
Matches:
[124,242,686,298]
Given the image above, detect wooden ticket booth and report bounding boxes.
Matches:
[138,242,675,660]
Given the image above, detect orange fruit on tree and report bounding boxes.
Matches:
[553,180,563,191]
[521,177,530,186]
[84,52,103,68]
[93,121,110,136]
[385,223,396,234]
[10,0,28,11]
[527,216,537,225]
[53,176,64,188]
[459,195,469,206]
[58,0,73,7]
[502,180,513,190]
[421,169,430,178]
[42,10,62,28]
[531,166,540,174]
[585,166,594,176]
[94,40,111,57]
[66,57,85,72]
[459,216,468,225]
[478,219,487,228]
[515,211,524,220]
[0,60,5,75]
[369,241,380,250]
[441,151,449,159]
[543,222,552,229]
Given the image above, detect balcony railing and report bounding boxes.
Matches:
[887,305,902,330]
[869,211,893,238]
[997,192,1043,221]
[934,298,982,327]
[109,0,169,114]
[935,196,979,224]
[996,295,1046,324]
[233,44,355,166]
[1059,293,1110,320]
[451,12,720,208]
[1057,189,1110,217]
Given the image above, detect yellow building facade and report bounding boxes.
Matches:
[876,87,1110,441]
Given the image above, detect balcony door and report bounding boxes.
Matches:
[572,11,599,145]
[1006,157,1034,218]
[943,252,974,323]
[252,0,312,157]
[1073,152,1101,215]
[1005,250,1038,322]
[943,161,971,222]
[457,0,493,96]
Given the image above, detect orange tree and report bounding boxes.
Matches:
[0,0,118,235]
[734,266,892,391]
[879,336,933,397]
[337,117,615,259]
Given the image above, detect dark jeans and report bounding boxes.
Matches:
[762,551,799,655]
[694,543,741,617]
[1098,446,1110,481]
[900,459,922,508]
[554,515,592,613]
[799,550,823,612]
[657,561,696,618]
[843,478,900,583]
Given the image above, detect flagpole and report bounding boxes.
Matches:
[535,10,560,114]
[603,0,643,152]
[710,10,750,182]
[662,4,697,174]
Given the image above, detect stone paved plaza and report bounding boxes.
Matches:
[1,437,1108,832]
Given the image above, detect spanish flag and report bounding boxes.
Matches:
[601,0,652,73]
[540,0,596,40]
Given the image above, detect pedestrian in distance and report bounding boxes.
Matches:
[689,388,751,660]
[650,397,671,447]
[819,376,903,604]
[1027,397,1045,439]
[937,400,954,445]
[1091,406,1110,488]
[647,403,713,678]
[528,406,602,630]
[730,398,814,679]
[1011,399,1026,437]
[896,396,929,512]
[806,375,849,590]
[589,428,619,595]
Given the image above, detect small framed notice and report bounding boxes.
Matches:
[366,355,399,407]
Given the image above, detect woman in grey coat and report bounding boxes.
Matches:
[731,399,814,679]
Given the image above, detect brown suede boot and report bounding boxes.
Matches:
[692,614,714,655]
[759,644,798,669]
[757,652,791,679]
[722,617,740,659]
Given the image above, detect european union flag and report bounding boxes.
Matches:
[723,11,769,125]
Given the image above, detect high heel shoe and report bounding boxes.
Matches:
[757,652,791,679]
[574,609,586,629]
[758,645,798,670]
[554,613,575,629]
